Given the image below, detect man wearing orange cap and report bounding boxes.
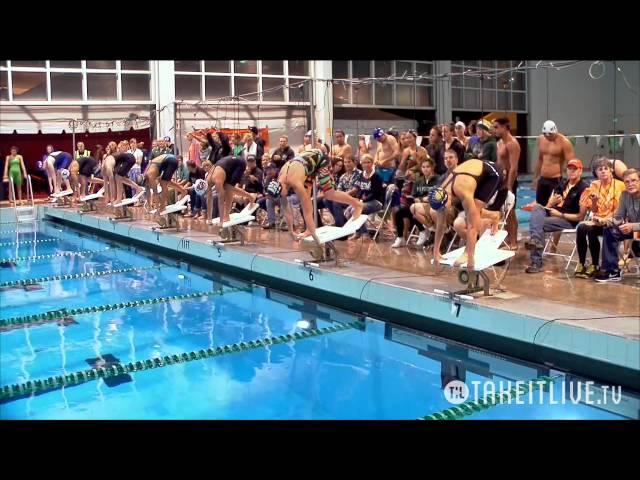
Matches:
[524,159,589,273]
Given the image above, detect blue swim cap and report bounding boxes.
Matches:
[428,187,448,211]
[372,127,385,140]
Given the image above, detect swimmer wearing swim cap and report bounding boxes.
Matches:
[269,148,363,246]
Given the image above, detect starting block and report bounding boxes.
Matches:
[50,189,74,207]
[210,203,259,245]
[299,214,368,266]
[78,187,105,213]
[109,190,145,221]
[151,196,190,232]
[437,230,515,296]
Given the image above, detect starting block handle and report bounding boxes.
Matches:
[295,259,320,268]
[433,289,474,302]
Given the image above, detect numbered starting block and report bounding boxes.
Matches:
[211,203,259,246]
[50,189,74,208]
[109,190,145,221]
[437,230,515,296]
[299,214,368,266]
[78,187,105,213]
[151,195,190,232]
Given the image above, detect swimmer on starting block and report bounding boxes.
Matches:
[44,151,74,195]
[143,153,187,212]
[266,148,363,247]
[431,159,507,270]
[206,155,257,225]
[113,141,144,205]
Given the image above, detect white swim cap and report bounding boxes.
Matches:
[60,169,70,180]
[194,178,208,195]
[542,120,558,134]
[455,121,466,129]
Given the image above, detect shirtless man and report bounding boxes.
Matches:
[493,117,522,249]
[331,130,353,164]
[373,127,401,185]
[266,148,363,247]
[432,159,504,271]
[534,120,575,206]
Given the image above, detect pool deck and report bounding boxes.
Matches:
[6,204,639,389]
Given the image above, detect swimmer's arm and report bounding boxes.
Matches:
[167,180,188,193]
[506,141,521,191]
[399,147,410,171]
[2,157,8,178]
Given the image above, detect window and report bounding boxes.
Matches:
[352,61,371,78]
[333,60,435,110]
[205,76,230,99]
[12,72,47,100]
[234,77,258,101]
[375,61,392,78]
[0,71,8,100]
[452,60,527,112]
[175,60,310,104]
[288,61,308,76]
[87,73,117,100]
[332,61,349,79]
[396,83,414,107]
[50,72,83,101]
[121,61,150,71]
[333,82,349,104]
[175,75,201,100]
[262,77,285,101]
[175,61,201,72]
[87,61,116,69]
[353,84,372,105]
[234,61,257,75]
[262,61,284,75]
[375,83,393,105]
[205,61,230,73]
[3,60,153,103]
[11,61,45,68]
[121,74,151,101]
[50,61,81,69]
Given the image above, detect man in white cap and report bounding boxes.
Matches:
[534,120,575,206]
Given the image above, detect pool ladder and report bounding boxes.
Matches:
[10,175,37,224]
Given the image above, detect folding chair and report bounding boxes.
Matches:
[373,184,397,241]
[542,229,578,270]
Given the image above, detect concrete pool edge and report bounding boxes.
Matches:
[39,206,639,390]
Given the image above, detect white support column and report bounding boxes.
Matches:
[155,60,176,141]
[312,60,333,144]
[434,61,452,125]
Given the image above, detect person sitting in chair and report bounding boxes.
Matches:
[524,159,589,273]
[594,168,640,282]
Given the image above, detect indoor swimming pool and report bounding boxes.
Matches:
[0,221,637,420]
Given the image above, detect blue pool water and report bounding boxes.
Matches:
[0,221,637,420]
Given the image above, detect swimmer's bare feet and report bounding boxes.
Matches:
[296,230,313,240]
[453,252,468,267]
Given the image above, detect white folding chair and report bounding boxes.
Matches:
[542,229,578,270]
